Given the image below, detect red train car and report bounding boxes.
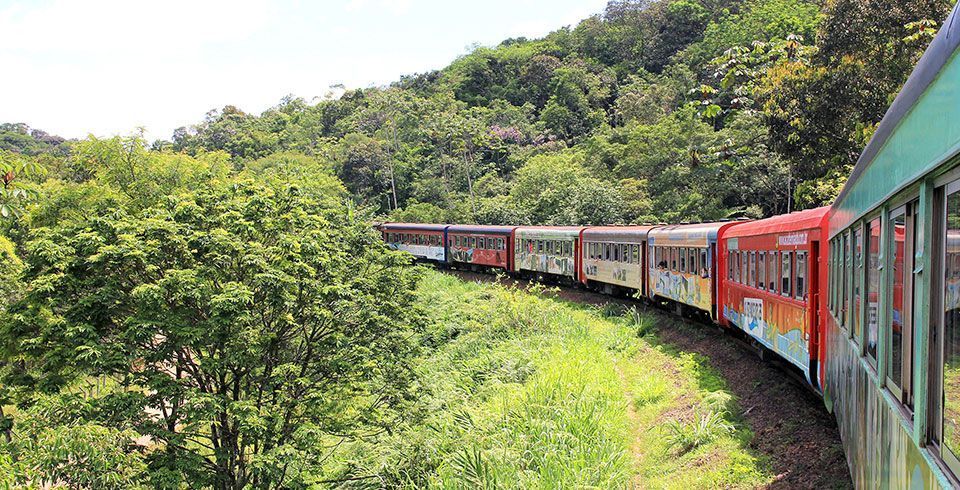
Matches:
[718,207,830,387]
[447,225,517,271]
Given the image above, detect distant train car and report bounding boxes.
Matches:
[380,223,448,262]
[823,3,960,485]
[719,207,829,387]
[580,226,657,295]
[648,222,742,320]
[446,225,516,271]
[513,227,584,283]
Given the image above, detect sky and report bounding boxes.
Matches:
[0,0,609,141]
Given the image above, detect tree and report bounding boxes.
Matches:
[4,182,423,488]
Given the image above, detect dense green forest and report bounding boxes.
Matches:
[0,0,952,487]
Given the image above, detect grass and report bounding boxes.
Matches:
[328,270,772,488]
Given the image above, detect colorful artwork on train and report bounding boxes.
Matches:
[649,267,711,312]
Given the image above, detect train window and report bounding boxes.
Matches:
[866,217,881,363]
[680,247,687,272]
[940,185,960,468]
[767,252,776,292]
[499,238,505,250]
[670,248,677,270]
[479,237,486,249]
[781,252,792,297]
[744,251,750,286]
[751,252,759,288]
[887,204,914,408]
[634,245,641,264]
[758,252,766,290]
[700,249,708,278]
[688,249,696,273]
[733,250,740,284]
[796,252,807,301]
[615,244,622,262]
[853,226,864,344]
[727,252,734,280]
[564,241,572,257]
[843,231,850,329]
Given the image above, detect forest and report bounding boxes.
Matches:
[0,0,952,487]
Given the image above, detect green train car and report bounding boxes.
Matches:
[824,3,960,486]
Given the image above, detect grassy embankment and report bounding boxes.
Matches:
[333,270,773,488]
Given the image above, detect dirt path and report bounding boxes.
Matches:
[445,269,852,489]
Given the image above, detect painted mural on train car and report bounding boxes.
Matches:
[516,245,577,277]
[582,260,642,289]
[723,299,808,371]
[388,242,446,262]
[649,267,711,312]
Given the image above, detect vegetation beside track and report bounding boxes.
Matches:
[327,270,772,487]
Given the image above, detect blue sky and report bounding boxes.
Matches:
[0,0,608,140]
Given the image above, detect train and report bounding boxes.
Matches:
[381,3,960,487]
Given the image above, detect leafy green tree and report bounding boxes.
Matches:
[4,182,422,488]
[0,151,44,219]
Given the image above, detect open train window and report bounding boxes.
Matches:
[734,252,741,283]
[669,248,677,270]
[796,252,807,302]
[768,251,778,292]
[740,251,750,286]
[781,252,792,297]
[758,252,766,290]
[751,252,758,288]
[564,241,571,257]
[866,217,882,364]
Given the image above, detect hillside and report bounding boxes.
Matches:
[2,0,952,227]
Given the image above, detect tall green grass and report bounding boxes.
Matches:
[327,270,771,488]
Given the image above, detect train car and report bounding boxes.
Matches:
[513,226,584,283]
[446,225,516,271]
[719,207,830,387]
[580,226,657,295]
[647,222,742,320]
[380,223,448,262]
[823,3,960,486]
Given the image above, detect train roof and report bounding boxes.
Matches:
[379,223,449,232]
[648,222,745,247]
[446,225,517,234]
[582,226,658,242]
[830,3,960,233]
[724,207,829,238]
[514,226,585,239]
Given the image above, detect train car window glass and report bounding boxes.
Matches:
[759,252,766,290]
[843,231,851,329]
[681,248,689,272]
[669,248,676,271]
[728,252,734,280]
[866,218,882,364]
[616,244,622,263]
[479,237,486,249]
[689,249,696,273]
[565,241,572,257]
[634,245,640,264]
[768,251,777,292]
[752,252,760,288]
[887,206,913,406]
[854,226,864,344]
[740,251,750,286]
[734,252,741,283]
[941,186,960,466]
[796,252,807,301]
[700,249,708,277]
[781,252,792,297]
[588,243,594,259]
[746,251,752,287]
[500,238,506,250]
